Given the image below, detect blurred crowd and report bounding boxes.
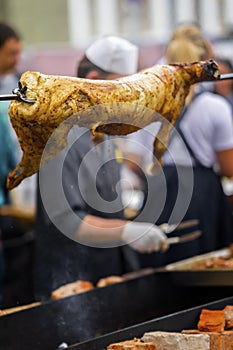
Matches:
[0,21,232,308]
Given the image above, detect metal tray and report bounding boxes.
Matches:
[155,248,233,286]
[70,295,233,350]
[1,268,232,350]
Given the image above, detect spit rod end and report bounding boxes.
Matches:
[12,84,36,104]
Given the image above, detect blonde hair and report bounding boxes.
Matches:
[165,37,204,104]
[169,24,214,61]
[165,24,215,103]
[166,39,200,64]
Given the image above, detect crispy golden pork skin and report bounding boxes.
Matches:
[7,59,219,189]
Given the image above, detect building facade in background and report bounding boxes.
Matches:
[1,0,233,47]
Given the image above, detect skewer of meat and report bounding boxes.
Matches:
[7,59,219,189]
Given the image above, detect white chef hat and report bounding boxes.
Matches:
[85,36,139,75]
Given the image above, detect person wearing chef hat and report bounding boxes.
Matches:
[77,35,138,79]
[33,35,169,300]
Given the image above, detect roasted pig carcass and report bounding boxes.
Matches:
[7,59,220,189]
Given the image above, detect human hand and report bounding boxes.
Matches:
[122,221,169,253]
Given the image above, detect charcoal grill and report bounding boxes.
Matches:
[0,270,233,350]
[69,295,233,350]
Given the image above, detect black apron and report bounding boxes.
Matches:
[33,130,138,300]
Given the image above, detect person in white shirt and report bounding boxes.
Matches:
[145,34,233,267]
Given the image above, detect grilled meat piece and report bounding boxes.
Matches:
[197,309,225,332]
[97,275,124,288]
[192,256,233,269]
[51,280,94,300]
[7,60,219,189]
[107,338,157,349]
[182,329,221,350]
[224,305,233,329]
[142,331,210,350]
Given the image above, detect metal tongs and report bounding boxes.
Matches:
[159,219,202,245]
[159,219,199,234]
[0,81,36,104]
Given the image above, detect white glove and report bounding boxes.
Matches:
[122,221,169,253]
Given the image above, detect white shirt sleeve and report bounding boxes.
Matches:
[212,98,233,151]
[164,92,233,168]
